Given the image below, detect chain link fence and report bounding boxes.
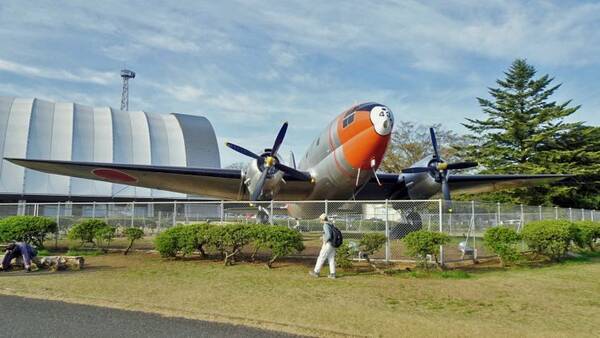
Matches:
[0,200,597,263]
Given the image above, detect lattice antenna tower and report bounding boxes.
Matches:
[120,69,136,111]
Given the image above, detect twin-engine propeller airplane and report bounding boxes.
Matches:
[6,102,568,219]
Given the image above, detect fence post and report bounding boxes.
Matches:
[220,201,224,222]
[92,201,96,219]
[131,201,135,227]
[569,207,573,222]
[581,208,585,221]
[555,206,558,220]
[55,202,61,250]
[539,205,542,220]
[496,202,500,226]
[385,199,390,263]
[324,200,328,215]
[520,204,524,232]
[472,200,476,249]
[270,200,274,225]
[184,203,189,224]
[172,201,177,226]
[592,210,595,222]
[438,199,444,266]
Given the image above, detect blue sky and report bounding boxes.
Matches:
[1,1,599,167]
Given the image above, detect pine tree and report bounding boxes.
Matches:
[464,59,580,173]
[463,59,599,208]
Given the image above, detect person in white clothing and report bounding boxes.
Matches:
[309,213,336,279]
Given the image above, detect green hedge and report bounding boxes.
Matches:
[403,230,449,268]
[67,219,115,250]
[570,221,600,251]
[154,223,304,267]
[123,227,145,255]
[154,225,189,258]
[0,216,57,248]
[522,220,572,261]
[483,227,521,266]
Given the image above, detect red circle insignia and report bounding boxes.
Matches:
[91,168,138,183]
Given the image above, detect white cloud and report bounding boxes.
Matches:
[0,58,116,85]
[137,34,200,53]
[160,85,204,102]
[269,44,300,68]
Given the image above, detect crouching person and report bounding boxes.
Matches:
[309,213,342,279]
[2,241,37,272]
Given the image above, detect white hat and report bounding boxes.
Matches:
[319,213,328,221]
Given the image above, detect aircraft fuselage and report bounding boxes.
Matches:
[285,102,394,217]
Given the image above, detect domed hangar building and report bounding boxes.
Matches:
[0,96,221,202]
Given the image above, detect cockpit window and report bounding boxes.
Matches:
[343,111,355,128]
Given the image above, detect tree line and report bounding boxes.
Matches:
[381,59,599,209]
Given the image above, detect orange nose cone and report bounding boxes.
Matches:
[336,104,393,170]
[342,128,391,170]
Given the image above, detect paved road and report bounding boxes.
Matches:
[0,295,302,338]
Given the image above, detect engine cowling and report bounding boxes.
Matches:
[244,151,284,200]
[403,157,441,200]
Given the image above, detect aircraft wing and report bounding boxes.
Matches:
[5,158,253,200]
[447,174,572,195]
[355,173,571,200]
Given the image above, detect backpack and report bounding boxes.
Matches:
[328,223,343,248]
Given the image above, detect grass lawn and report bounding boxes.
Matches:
[0,252,599,337]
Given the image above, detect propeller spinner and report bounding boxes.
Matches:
[401,128,478,211]
[225,122,311,201]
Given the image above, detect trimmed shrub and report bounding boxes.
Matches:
[154,225,186,258]
[359,233,387,261]
[123,227,145,255]
[335,242,355,269]
[0,216,57,248]
[68,219,108,245]
[403,230,449,268]
[152,223,303,267]
[208,224,253,265]
[95,225,117,251]
[358,233,387,271]
[248,224,270,261]
[190,223,215,257]
[262,226,304,268]
[483,227,521,266]
[570,221,600,251]
[522,220,572,261]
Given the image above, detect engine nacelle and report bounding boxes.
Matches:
[404,157,440,200]
[245,156,284,200]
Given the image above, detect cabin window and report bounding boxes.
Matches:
[343,111,355,128]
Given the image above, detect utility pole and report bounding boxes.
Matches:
[120,69,135,111]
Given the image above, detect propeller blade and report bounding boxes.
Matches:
[251,169,269,201]
[429,128,440,160]
[441,178,451,201]
[402,167,432,174]
[225,142,261,160]
[446,161,478,170]
[441,175,452,212]
[271,122,288,157]
[274,163,311,181]
[289,151,296,169]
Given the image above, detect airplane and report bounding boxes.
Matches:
[6,102,569,220]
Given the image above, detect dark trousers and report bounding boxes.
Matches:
[2,248,32,270]
[2,250,17,270]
